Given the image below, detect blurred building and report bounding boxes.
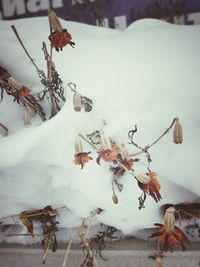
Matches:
[0,0,200,30]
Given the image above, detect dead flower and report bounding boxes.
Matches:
[74,135,92,168]
[150,207,189,252]
[136,172,162,203]
[97,130,119,165]
[16,86,31,97]
[74,152,93,169]
[48,10,75,51]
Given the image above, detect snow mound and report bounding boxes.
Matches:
[0,18,199,236]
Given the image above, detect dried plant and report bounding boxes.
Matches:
[0,206,64,263]
[68,82,93,112]
[10,16,67,120]
[48,9,75,52]
[76,118,182,208]
[162,202,200,239]
[0,65,46,121]
[42,42,66,116]
[62,208,102,267]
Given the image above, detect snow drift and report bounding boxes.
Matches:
[0,17,199,237]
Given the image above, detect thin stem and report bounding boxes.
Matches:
[93,256,100,267]
[11,25,41,73]
[130,118,177,157]
[6,233,42,237]
[156,238,160,255]
[0,123,8,136]
[42,234,53,264]
[62,226,81,267]
[67,82,76,93]
[78,134,98,150]
[0,206,66,221]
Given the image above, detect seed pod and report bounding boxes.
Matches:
[112,193,118,204]
[74,135,83,153]
[8,77,21,91]
[48,9,62,32]
[73,91,82,112]
[100,130,111,150]
[23,108,31,125]
[135,172,150,184]
[120,143,130,160]
[173,118,183,144]
[164,207,176,232]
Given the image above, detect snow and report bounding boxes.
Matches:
[0,17,200,238]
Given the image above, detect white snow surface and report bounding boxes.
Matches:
[0,17,200,236]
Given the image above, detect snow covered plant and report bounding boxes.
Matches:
[73,117,183,209]
[0,9,75,123]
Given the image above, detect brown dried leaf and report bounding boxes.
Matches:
[20,217,34,236]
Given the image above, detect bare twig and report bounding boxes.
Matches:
[62,226,80,267]
[130,118,177,157]
[11,25,41,73]
[42,233,53,264]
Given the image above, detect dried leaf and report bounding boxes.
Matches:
[81,96,93,112]
[52,234,57,252]
[20,217,34,236]
[0,66,11,81]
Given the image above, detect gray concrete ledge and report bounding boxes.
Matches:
[0,247,200,267]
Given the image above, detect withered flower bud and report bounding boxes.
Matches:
[120,143,130,161]
[48,9,62,32]
[135,172,150,184]
[112,193,118,204]
[74,135,83,153]
[73,91,82,112]
[100,130,111,150]
[173,118,183,144]
[164,207,176,232]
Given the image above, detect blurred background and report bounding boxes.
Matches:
[0,0,200,30]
